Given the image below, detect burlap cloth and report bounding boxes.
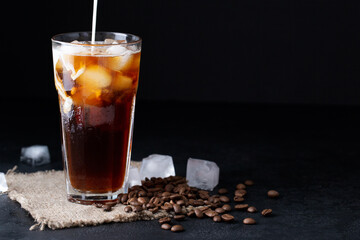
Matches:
[4,162,172,231]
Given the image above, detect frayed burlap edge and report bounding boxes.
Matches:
[4,164,175,231]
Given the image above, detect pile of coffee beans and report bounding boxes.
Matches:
[94,176,279,233]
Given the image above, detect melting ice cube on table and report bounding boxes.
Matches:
[20,145,50,167]
[0,173,8,192]
[186,158,219,191]
[139,154,176,180]
[127,165,141,188]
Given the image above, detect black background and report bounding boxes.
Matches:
[1,0,360,104]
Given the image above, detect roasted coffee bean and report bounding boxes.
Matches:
[215,207,225,214]
[261,209,273,216]
[178,186,186,195]
[149,207,159,214]
[243,217,256,225]
[244,180,254,186]
[218,188,228,194]
[138,197,149,204]
[222,204,232,212]
[148,187,163,193]
[162,196,170,202]
[213,198,221,204]
[195,209,204,218]
[146,203,155,208]
[219,196,230,203]
[171,224,184,232]
[128,191,137,198]
[187,193,196,199]
[235,189,247,197]
[103,205,112,212]
[170,194,182,200]
[161,202,173,212]
[234,196,244,202]
[187,210,195,217]
[162,192,171,197]
[213,215,222,222]
[204,210,218,218]
[198,206,209,212]
[177,200,185,206]
[153,197,161,205]
[234,204,249,210]
[164,184,174,192]
[124,206,132,213]
[267,190,280,198]
[173,214,186,220]
[221,214,235,222]
[121,194,128,203]
[133,205,143,212]
[159,217,172,224]
[247,206,257,213]
[173,204,182,214]
[161,223,172,230]
[193,199,205,206]
[138,190,147,197]
[147,192,153,198]
[236,183,246,190]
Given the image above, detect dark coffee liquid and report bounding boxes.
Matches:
[62,95,135,193]
[56,52,140,193]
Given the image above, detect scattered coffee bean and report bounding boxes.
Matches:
[149,207,159,214]
[243,218,256,225]
[219,195,230,203]
[124,206,132,213]
[103,205,112,212]
[171,224,184,232]
[218,188,228,194]
[222,204,232,212]
[177,200,185,206]
[244,180,254,186]
[233,196,244,202]
[195,209,204,218]
[170,194,182,200]
[133,205,143,212]
[204,210,218,218]
[261,209,273,216]
[221,214,235,222]
[215,207,225,214]
[247,206,257,213]
[235,189,247,197]
[213,215,222,222]
[236,183,246,190]
[173,204,182,214]
[267,190,280,198]
[161,223,172,230]
[234,204,249,210]
[159,217,172,224]
[187,210,195,217]
[137,197,149,204]
[173,214,186,221]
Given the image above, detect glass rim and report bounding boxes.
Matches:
[51,31,142,47]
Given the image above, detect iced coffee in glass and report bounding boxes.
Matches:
[51,32,141,204]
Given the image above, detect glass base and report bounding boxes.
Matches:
[67,193,120,205]
[65,177,128,205]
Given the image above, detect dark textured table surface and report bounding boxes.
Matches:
[1,99,360,240]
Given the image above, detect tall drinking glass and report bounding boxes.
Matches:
[51,32,141,204]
